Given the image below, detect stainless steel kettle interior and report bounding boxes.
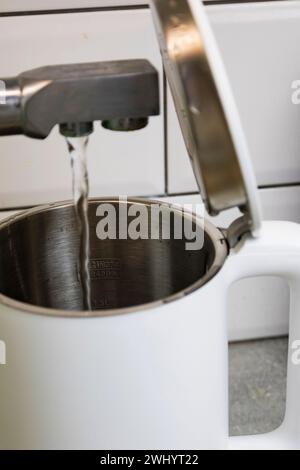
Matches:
[0,199,228,314]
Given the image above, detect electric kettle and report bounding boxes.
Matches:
[0,0,299,450]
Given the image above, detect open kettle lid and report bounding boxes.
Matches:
[150,0,262,239]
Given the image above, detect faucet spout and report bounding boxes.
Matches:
[0,60,160,139]
[60,122,94,138]
[0,78,22,136]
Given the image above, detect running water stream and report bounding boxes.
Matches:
[66,136,92,311]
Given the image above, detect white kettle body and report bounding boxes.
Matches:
[0,200,300,450]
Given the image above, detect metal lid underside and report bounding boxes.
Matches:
[150,0,262,238]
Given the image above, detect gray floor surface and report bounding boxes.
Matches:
[229,337,288,437]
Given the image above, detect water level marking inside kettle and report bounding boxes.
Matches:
[89,258,122,281]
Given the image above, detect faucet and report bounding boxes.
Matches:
[0,59,160,139]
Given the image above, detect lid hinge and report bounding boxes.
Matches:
[220,214,252,249]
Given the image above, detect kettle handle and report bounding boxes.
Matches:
[225,221,300,450]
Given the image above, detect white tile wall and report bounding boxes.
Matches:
[0,0,264,12]
[0,9,164,208]
[168,2,300,193]
[0,1,146,12]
